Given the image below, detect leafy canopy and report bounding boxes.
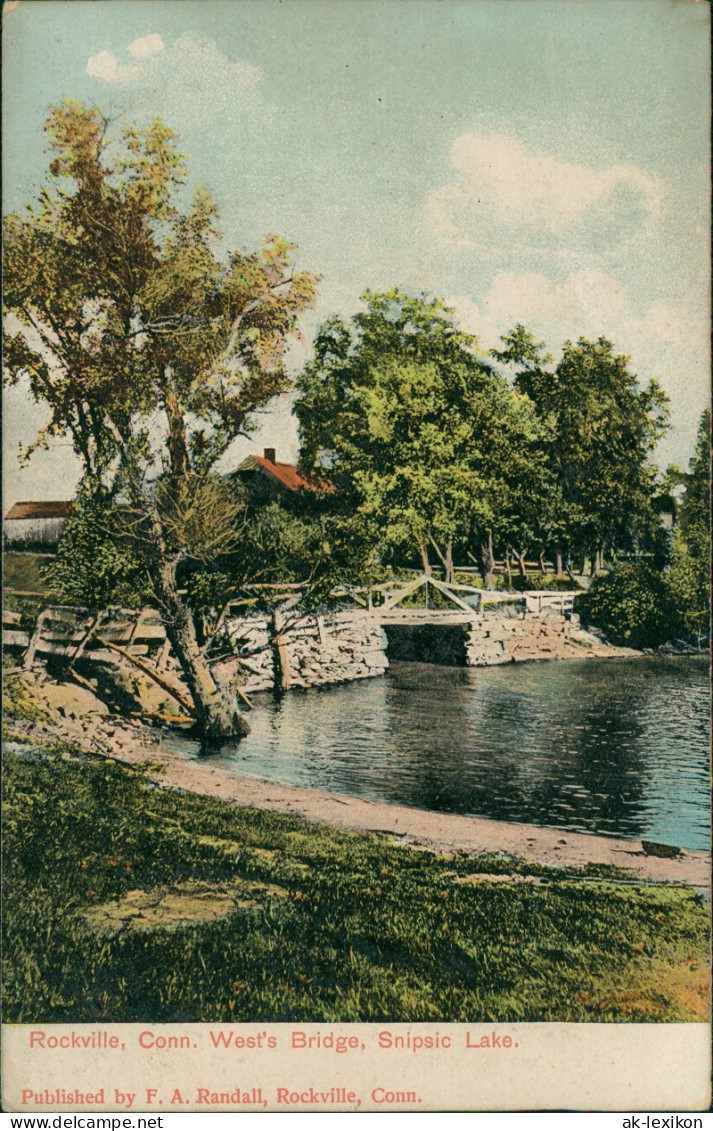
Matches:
[667,409,710,639]
[296,289,552,566]
[3,101,319,736]
[580,563,679,649]
[494,327,669,559]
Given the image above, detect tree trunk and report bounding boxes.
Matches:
[109,421,248,740]
[152,558,249,739]
[445,538,454,584]
[555,548,563,577]
[511,546,528,579]
[593,547,602,575]
[539,548,546,573]
[420,543,432,575]
[478,531,495,590]
[164,383,192,480]
[505,550,513,589]
[270,609,291,693]
[426,532,451,580]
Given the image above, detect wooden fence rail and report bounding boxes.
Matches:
[3,607,30,652]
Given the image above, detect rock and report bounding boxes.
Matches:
[642,839,681,859]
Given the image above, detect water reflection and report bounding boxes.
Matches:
[168,656,710,850]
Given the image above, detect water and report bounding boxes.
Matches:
[167,656,711,851]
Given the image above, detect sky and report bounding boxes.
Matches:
[2,0,710,508]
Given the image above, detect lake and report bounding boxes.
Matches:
[169,655,711,851]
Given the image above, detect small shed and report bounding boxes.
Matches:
[3,500,75,549]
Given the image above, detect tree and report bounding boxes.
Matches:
[494,329,669,573]
[296,290,548,584]
[3,102,318,738]
[679,408,711,544]
[668,409,710,641]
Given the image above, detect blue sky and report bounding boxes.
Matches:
[3,0,710,506]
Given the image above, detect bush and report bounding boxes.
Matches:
[42,495,152,610]
[511,571,579,592]
[578,564,679,649]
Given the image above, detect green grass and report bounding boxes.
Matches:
[3,551,54,595]
[3,668,52,723]
[2,743,709,1024]
[3,552,55,630]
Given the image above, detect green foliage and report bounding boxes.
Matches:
[667,534,709,640]
[296,290,553,572]
[3,103,318,482]
[2,672,51,723]
[667,409,710,641]
[510,572,579,592]
[156,476,246,564]
[177,503,384,636]
[495,329,669,565]
[579,564,679,649]
[42,490,152,610]
[3,101,318,735]
[3,746,708,1023]
[2,552,53,596]
[1,592,46,628]
[680,409,711,541]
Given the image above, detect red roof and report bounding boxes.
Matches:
[241,456,333,493]
[5,500,75,521]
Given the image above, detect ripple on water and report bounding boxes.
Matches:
[163,655,711,851]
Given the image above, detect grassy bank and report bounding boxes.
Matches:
[3,741,709,1024]
[3,551,53,594]
[2,552,54,627]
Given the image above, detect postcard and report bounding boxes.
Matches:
[2,0,710,1115]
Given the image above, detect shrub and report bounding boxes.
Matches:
[42,495,151,610]
[511,571,579,592]
[579,563,679,649]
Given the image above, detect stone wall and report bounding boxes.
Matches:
[213,609,389,695]
[465,605,626,665]
[21,599,630,707]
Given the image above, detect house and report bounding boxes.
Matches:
[233,449,332,507]
[3,500,75,550]
[652,487,684,533]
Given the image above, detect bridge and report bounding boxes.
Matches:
[6,576,581,707]
[368,574,577,626]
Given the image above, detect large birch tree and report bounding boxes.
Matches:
[3,101,318,738]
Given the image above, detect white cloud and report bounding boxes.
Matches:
[170,32,262,93]
[127,33,165,59]
[426,134,661,259]
[86,50,140,84]
[485,270,628,342]
[450,270,708,357]
[85,32,261,101]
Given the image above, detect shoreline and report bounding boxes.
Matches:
[122,745,713,888]
[6,673,710,888]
